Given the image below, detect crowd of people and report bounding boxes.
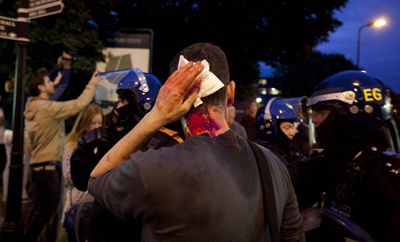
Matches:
[0,42,398,242]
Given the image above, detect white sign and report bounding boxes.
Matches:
[0,16,18,41]
[95,31,153,114]
[27,1,64,19]
[29,0,61,8]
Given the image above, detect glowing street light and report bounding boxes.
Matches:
[357,19,386,69]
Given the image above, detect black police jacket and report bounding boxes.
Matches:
[70,125,183,242]
[288,143,400,242]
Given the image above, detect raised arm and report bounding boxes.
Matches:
[90,61,203,178]
[48,71,100,119]
[50,52,72,100]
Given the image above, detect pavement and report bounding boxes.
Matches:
[0,187,31,229]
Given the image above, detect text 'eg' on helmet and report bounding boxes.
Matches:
[307,70,392,137]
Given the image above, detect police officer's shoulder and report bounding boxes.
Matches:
[141,127,184,152]
[158,127,184,144]
[365,144,400,187]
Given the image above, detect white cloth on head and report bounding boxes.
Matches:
[178,55,225,107]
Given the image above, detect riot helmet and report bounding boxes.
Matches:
[307,70,398,150]
[256,97,298,142]
[98,68,162,129]
[115,68,162,115]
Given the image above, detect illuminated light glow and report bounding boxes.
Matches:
[353,82,359,86]
[256,97,262,103]
[374,19,386,27]
[361,70,367,73]
[271,87,276,91]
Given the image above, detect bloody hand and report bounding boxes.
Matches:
[148,61,204,128]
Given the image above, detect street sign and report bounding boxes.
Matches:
[0,16,18,41]
[27,1,64,20]
[29,0,62,9]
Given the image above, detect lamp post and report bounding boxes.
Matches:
[357,19,386,69]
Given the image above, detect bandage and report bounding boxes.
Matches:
[178,55,225,107]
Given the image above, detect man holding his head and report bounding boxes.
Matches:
[88,43,304,241]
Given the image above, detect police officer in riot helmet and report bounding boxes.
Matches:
[70,68,183,242]
[288,70,400,242]
[103,68,165,142]
[254,98,297,166]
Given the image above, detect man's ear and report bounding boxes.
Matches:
[227,80,235,107]
[37,84,45,93]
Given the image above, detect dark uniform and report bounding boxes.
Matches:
[71,126,183,242]
[290,70,400,242]
[69,68,184,242]
[254,97,304,165]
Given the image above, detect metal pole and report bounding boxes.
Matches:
[356,22,374,69]
[357,26,362,69]
[0,0,29,240]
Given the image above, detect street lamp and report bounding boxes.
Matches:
[357,19,386,69]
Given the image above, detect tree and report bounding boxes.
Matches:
[0,0,349,101]
[109,0,348,100]
[0,0,120,98]
[271,51,358,97]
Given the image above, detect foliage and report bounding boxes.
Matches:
[110,0,348,100]
[271,51,358,97]
[0,0,348,100]
[0,0,117,98]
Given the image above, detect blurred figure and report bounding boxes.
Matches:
[23,68,100,242]
[2,77,30,202]
[0,97,5,188]
[70,68,183,242]
[227,105,247,138]
[47,51,73,99]
[289,96,310,159]
[240,101,260,140]
[3,52,72,203]
[61,103,105,242]
[254,98,297,166]
[288,70,400,242]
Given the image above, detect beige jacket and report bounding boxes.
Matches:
[24,81,98,165]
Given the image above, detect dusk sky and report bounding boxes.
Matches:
[317,0,400,93]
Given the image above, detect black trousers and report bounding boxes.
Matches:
[24,162,61,242]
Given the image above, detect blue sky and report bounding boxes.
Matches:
[317,0,400,93]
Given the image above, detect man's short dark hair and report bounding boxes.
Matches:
[24,67,48,97]
[169,43,230,107]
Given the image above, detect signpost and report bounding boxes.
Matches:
[27,1,64,19]
[0,0,64,240]
[29,0,61,8]
[0,16,18,41]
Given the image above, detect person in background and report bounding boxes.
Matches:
[23,67,100,242]
[241,101,260,140]
[70,68,183,241]
[47,51,73,99]
[0,98,5,188]
[61,103,104,242]
[2,52,72,203]
[227,105,247,138]
[288,70,400,241]
[254,98,298,166]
